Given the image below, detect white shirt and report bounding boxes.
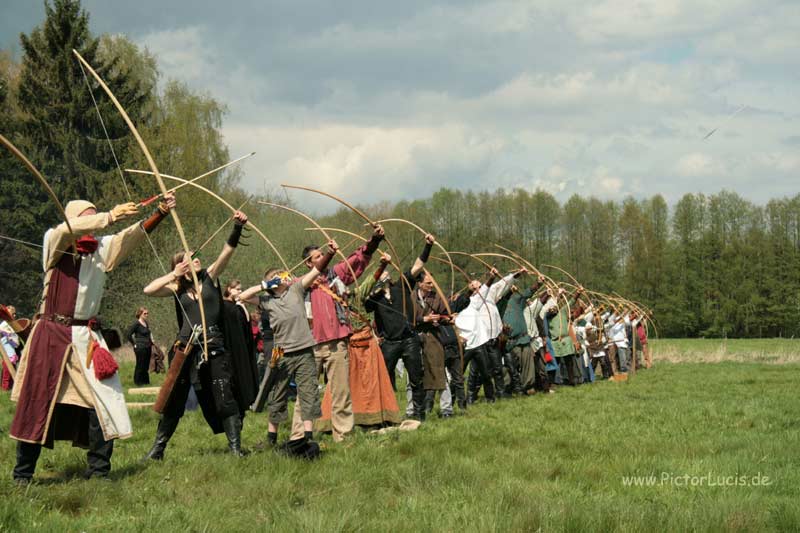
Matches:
[539,296,558,320]
[455,273,515,350]
[605,313,630,349]
[524,299,544,350]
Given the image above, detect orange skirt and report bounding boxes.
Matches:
[316,327,400,430]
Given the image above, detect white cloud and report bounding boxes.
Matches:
[567,0,754,44]
[592,166,625,195]
[675,153,723,177]
[224,123,506,211]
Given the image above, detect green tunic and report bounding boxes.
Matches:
[349,275,377,331]
[503,287,534,346]
[547,297,575,357]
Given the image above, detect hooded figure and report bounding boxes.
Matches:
[10,196,174,482]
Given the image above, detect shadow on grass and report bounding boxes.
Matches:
[31,461,147,486]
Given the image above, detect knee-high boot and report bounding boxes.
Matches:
[222,415,247,457]
[143,415,180,461]
[467,365,481,403]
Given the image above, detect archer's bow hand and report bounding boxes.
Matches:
[233,210,248,225]
[365,225,385,254]
[161,191,177,212]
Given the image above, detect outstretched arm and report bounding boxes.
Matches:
[239,285,262,306]
[332,225,385,285]
[488,271,522,303]
[357,252,390,305]
[46,201,140,269]
[144,256,186,297]
[104,193,177,271]
[301,239,338,289]
[409,234,435,277]
[207,211,248,281]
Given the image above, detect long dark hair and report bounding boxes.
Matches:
[171,251,194,294]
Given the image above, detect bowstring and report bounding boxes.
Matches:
[78,61,195,332]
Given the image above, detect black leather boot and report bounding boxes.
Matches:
[222,415,247,457]
[143,416,180,461]
[13,441,41,483]
[466,365,479,403]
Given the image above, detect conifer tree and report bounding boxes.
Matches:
[17,0,154,206]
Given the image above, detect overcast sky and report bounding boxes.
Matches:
[3,1,798,212]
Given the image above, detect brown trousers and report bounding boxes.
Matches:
[607,344,619,374]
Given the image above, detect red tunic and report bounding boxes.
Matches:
[309,244,372,343]
[10,253,81,443]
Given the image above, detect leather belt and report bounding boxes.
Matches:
[39,313,100,330]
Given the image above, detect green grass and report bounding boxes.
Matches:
[651,338,800,364]
[1,340,799,532]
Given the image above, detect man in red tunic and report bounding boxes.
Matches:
[10,193,176,483]
[289,225,384,442]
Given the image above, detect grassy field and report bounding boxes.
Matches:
[651,338,800,364]
[1,339,799,532]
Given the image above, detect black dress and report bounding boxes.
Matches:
[162,270,257,433]
[127,320,152,385]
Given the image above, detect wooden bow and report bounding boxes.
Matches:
[491,244,569,328]
[541,264,593,316]
[74,49,208,359]
[371,218,456,296]
[281,184,410,316]
[612,292,659,340]
[492,244,557,289]
[449,251,495,273]
[127,171,288,270]
[305,227,406,283]
[258,201,359,286]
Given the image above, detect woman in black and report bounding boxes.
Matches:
[141,211,257,458]
[127,307,153,385]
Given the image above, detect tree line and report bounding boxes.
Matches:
[2,1,798,341]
